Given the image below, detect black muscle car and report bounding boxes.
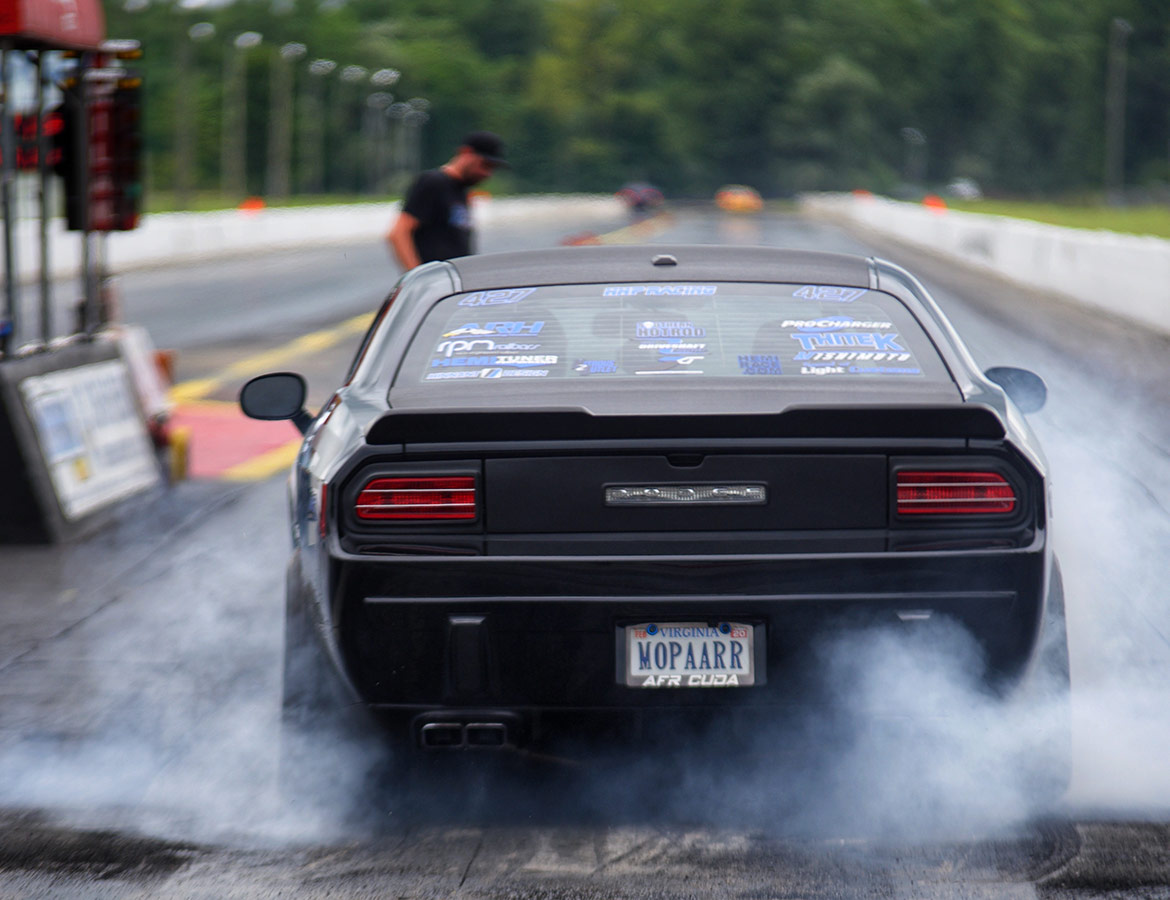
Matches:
[241,245,1067,765]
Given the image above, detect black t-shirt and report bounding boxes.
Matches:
[401,169,473,263]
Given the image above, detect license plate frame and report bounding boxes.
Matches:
[617,621,763,688]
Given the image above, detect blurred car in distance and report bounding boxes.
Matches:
[715,184,764,212]
[946,177,983,200]
[616,182,665,215]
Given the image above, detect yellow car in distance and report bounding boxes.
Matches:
[715,184,764,212]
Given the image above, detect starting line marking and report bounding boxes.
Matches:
[167,313,373,481]
[169,311,374,404]
[222,438,302,482]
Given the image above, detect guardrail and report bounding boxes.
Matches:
[800,193,1170,337]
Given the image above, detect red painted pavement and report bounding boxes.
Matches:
[169,402,299,479]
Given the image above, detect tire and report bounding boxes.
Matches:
[1013,559,1072,809]
[277,562,399,810]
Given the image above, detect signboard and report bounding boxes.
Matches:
[19,359,160,520]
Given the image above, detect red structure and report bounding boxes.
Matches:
[0,0,105,50]
[1,0,109,356]
[0,5,164,543]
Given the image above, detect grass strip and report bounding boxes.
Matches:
[948,200,1170,240]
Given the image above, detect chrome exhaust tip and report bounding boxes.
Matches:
[465,722,508,747]
[419,722,464,748]
[415,714,518,749]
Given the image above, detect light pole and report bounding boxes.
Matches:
[365,92,393,192]
[301,58,335,193]
[267,41,305,199]
[222,30,262,198]
[175,21,215,209]
[405,97,430,178]
[387,101,410,190]
[336,65,368,191]
[900,126,927,191]
[367,69,400,192]
[1105,17,1133,205]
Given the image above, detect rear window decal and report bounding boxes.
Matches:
[479,367,549,378]
[400,282,944,386]
[434,339,541,356]
[795,351,913,362]
[430,354,557,368]
[424,370,485,380]
[739,354,783,375]
[456,288,537,308]
[790,332,906,352]
[849,365,921,375]
[442,320,544,337]
[573,360,618,374]
[783,317,892,331]
[425,368,550,381]
[638,341,707,355]
[792,285,866,303]
[800,363,922,376]
[635,321,706,338]
[604,284,718,297]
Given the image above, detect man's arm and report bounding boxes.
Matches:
[386,211,422,271]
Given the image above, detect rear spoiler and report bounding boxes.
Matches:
[365,406,1006,444]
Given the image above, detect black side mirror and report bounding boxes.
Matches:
[239,372,312,433]
[984,366,1047,414]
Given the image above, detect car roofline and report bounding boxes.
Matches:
[445,245,874,292]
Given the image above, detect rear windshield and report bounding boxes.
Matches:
[395,282,951,386]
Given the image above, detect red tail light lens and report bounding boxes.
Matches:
[897,471,1016,515]
[356,476,477,520]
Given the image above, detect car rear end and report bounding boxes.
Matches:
[323,274,1051,749]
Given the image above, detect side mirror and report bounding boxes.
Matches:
[239,372,313,434]
[984,366,1047,414]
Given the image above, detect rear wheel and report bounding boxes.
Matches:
[277,564,401,810]
[1013,560,1071,809]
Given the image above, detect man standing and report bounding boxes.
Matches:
[386,131,508,270]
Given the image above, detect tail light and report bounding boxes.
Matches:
[355,476,477,520]
[896,471,1016,515]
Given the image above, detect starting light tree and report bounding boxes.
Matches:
[54,44,144,232]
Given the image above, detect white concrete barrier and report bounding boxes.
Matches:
[8,194,626,282]
[801,193,1170,336]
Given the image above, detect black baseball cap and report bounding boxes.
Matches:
[462,131,509,167]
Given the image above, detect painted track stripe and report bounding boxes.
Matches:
[222,438,302,482]
[167,312,373,480]
[170,378,220,405]
[169,311,374,404]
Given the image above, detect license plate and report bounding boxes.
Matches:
[623,622,755,688]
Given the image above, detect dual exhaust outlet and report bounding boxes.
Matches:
[417,715,516,749]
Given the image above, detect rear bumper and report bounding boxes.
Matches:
[331,547,1048,713]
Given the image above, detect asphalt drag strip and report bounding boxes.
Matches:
[5,208,1170,896]
[0,470,1116,898]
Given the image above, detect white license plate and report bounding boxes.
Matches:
[624,622,755,687]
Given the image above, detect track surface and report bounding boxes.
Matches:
[2,207,1170,897]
